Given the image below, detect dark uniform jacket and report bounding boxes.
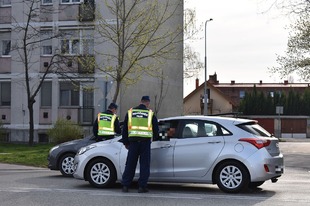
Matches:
[93,110,121,141]
[122,104,159,145]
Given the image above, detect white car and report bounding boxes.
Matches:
[73,116,284,193]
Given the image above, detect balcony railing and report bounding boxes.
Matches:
[79,2,95,22]
[78,55,95,73]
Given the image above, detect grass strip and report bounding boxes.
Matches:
[0,143,56,168]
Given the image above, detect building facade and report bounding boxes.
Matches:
[0,0,183,143]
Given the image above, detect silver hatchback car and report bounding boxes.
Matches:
[73,116,283,193]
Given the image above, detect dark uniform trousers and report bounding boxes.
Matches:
[121,140,151,188]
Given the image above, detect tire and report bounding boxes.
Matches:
[86,158,116,188]
[59,153,75,177]
[248,181,265,188]
[215,161,249,193]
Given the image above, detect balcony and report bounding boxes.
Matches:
[78,55,95,73]
[79,2,95,22]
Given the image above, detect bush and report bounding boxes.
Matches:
[47,119,84,144]
[0,121,7,142]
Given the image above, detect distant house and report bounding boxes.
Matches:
[184,73,310,138]
[208,73,310,107]
[183,79,237,115]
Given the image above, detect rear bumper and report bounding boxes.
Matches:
[245,150,284,182]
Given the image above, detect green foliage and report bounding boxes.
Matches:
[0,121,6,142]
[239,86,310,115]
[268,14,310,81]
[302,88,310,115]
[47,119,84,144]
[0,143,56,168]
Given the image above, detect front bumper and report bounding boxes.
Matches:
[47,153,58,170]
[73,154,88,180]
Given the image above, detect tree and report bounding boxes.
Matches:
[301,87,310,115]
[264,0,310,81]
[10,0,78,146]
[262,0,310,16]
[94,0,183,103]
[153,71,169,116]
[183,6,204,78]
[269,14,310,81]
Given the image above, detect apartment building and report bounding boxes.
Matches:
[0,0,183,143]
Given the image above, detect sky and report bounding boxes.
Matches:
[184,0,300,97]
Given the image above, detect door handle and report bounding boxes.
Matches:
[160,144,172,148]
[208,141,221,144]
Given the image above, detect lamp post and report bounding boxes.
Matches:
[204,18,213,116]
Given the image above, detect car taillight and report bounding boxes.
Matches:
[239,138,271,149]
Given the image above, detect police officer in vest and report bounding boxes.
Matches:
[93,103,121,141]
[121,96,159,193]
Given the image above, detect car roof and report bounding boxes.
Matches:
[159,115,256,126]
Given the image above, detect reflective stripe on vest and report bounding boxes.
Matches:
[97,113,117,136]
[128,108,153,138]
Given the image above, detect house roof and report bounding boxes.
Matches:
[214,83,310,89]
[183,81,237,107]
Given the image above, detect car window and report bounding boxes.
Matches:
[221,127,232,136]
[157,120,179,140]
[237,122,271,137]
[181,120,220,138]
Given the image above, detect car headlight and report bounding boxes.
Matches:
[49,145,59,154]
[78,145,96,155]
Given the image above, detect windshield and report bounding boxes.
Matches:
[237,122,271,137]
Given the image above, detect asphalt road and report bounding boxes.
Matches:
[1,140,310,206]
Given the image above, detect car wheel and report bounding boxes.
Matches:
[248,181,265,188]
[59,153,75,177]
[87,158,116,188]
[215,161,249,193]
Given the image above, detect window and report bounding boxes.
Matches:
[0,82,11,106]
[221,127,232,135]
[82,89,94,123]
[42,0,52,4]
[237,122,271,137]
[61,39,80,55]
[61,0,80,4]
[60,82,79,106]
[0,33,11,56]
[41,31,53,55]
[181,120,220,138]
[158,120,179,140]
[1,0,11,6]
[239,90,245,99]
[60,30,94,55]
[82,39,94,55]
[41,82,52,107]
[1,40,10,55]
[268,91,274,97]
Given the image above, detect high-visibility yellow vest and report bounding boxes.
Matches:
[97,113,117,136]
[128,108,153,138]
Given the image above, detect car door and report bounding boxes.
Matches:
[149,120,179,177]
[119,120,178,178]
[173,120,225,177]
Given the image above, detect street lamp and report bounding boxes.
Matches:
[204,18,213,116]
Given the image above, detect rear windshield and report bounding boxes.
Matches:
[237,122,271,137]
